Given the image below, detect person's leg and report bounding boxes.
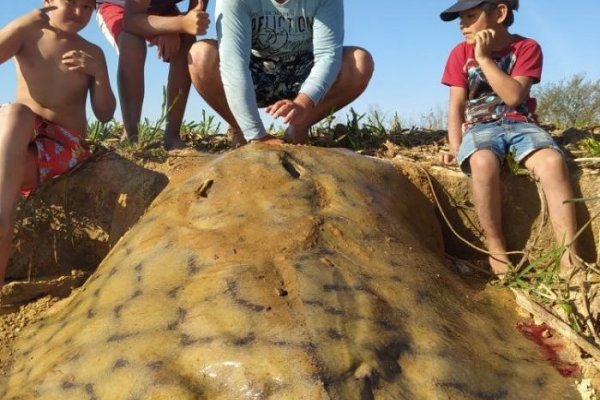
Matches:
[287,46,375,144]
[0,104,39,287]
[164,34,195,150]
[117,31,147,143]
[188,39,247,146]
[524,148,578,270]
[469,149,510,275]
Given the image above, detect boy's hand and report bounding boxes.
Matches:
[439,150,457,165]
[61,50,102,77]
[474,29,495,62]
[251,135,285,145]
[183,2,210,35]
[155,34,181,62]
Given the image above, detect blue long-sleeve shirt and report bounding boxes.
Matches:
[216,0,344,140]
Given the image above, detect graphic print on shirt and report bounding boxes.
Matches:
[464,53,532,125]
[251,13,314,57]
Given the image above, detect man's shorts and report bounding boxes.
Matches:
[96,2,180,50]
[457,119,562,174]
[20,112,91,196]
[250,52,314,108]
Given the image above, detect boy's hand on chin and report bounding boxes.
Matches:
[474,29,496,62]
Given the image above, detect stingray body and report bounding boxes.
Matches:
[0,146,577,399]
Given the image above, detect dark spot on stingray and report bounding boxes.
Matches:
[113,304,123,319]
[61,381,75,390]
[376,320,398,330]
[534,376,546,388]
[324,306,345,315]
[93,288,101,297]
[167,286,182,299]
[304,300,324,307]
[85,383,97,398]
[68,353,81,362]
[415,289,432,304]
[180,334,198,347]
[323,284,353,292]
[108,266,118,277]
[87,309,96,319]
[236,298,265,312]
[436,382,509,400]
[131,289,143,299]
[391,276,403,283]
[272,340,292,347]
[21,348,32,357]
[125,247,133,256]
[113,358,129,369]
[147,361,164,371]
[327,329,344,340]
[107,333,132,343]
[354,284,376,295]
[187,255,201,276]
[233,333,256,347]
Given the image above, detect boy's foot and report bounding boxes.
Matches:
[488,254,510,278]
[120,131,138,145]
[164,137,187,151]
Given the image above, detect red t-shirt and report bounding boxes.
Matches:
[442,35,543,126]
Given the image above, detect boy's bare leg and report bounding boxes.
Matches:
[164,35,195,150]
[188,39,246,146]
[117,32,147,143]
[286,46,374,144]
[469,149,510,276]
[0,105,39,288]
[524,148,578,271]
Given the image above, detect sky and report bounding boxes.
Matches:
[1,0,600,130]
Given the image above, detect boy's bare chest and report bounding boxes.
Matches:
[18,31,89,94]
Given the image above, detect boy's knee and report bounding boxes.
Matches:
[532,149,567,177]
[0,104,35,127]
[469,151,500,177]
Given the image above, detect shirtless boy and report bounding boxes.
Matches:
[0,0,116,288]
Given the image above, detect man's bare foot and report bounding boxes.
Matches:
[284,125,309,144]
[252,134,284,145]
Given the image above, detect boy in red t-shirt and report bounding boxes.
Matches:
[440,0,579,276]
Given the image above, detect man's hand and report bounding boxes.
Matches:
[439,150,457,165]
[182,1,209,35]
[61,49,102,77]
[473,29,495,63]
[155,34,181,62]
[266,94,314,125]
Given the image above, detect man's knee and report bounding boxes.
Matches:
[342,47,374,90]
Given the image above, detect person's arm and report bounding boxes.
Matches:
[474,30,533,108]
[0,7,52,64]
[62,45,116,122]
[217,0,267,140]
[124,0,209,36]
[299,0,344,106]
[446,86,467,163]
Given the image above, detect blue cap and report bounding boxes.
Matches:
[440,0,517,21]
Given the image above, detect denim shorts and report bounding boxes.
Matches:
[457,119,561,174]
[250,52,314,108]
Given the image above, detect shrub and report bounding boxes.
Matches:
[533,73,600,129]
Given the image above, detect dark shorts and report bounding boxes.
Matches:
[250,52,314,107]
